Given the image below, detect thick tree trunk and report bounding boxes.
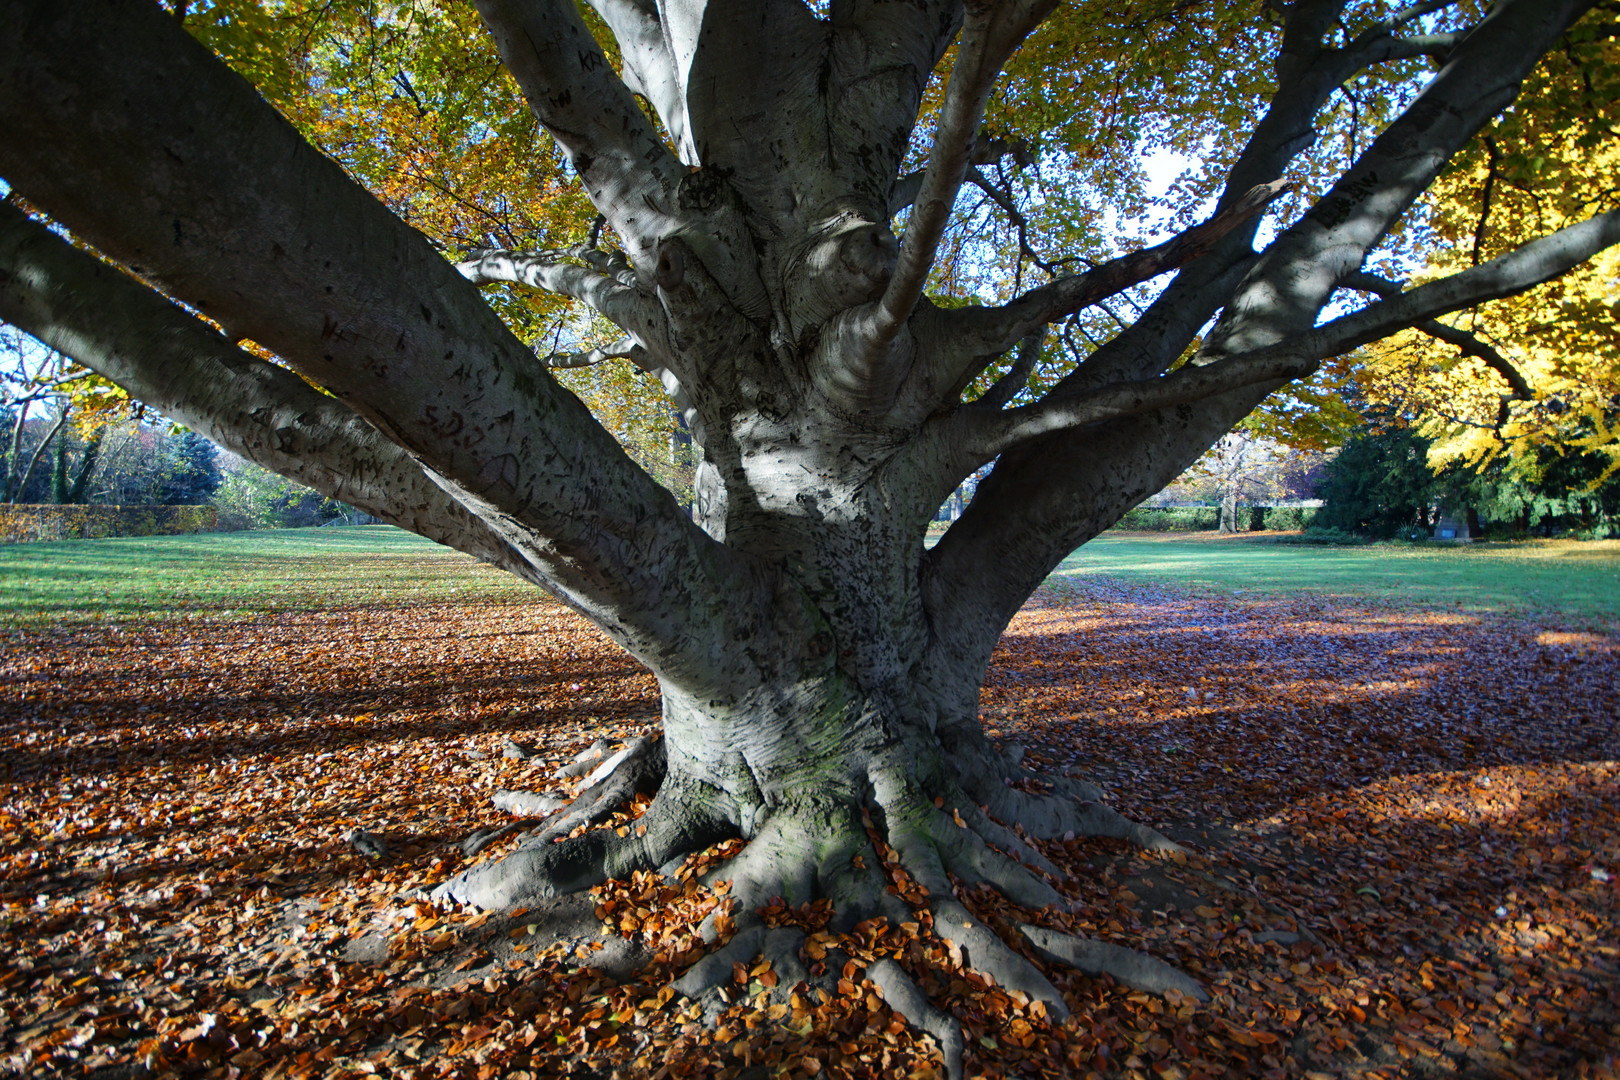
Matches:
[430,444,1188,1034]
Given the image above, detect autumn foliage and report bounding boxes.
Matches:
[0,504,218,544]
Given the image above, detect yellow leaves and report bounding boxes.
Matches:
[1355,17,1620,484]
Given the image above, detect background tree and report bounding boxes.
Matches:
[214,451,359,529]
[1315,420,1437,538]
[3,0,1619,1060]
[155,429,224,506]
[1171,428,1307,532]
[1,326,67,503]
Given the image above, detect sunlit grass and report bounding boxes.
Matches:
[1051,531,1620,629]
[5,524,1616,632]
[0,525,538,628]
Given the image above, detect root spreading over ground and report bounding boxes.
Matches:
[2,579,1617,1079]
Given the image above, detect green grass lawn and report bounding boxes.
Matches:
[1052,531,1620,629]
[4,525,1617,632]
[0,525,535,628]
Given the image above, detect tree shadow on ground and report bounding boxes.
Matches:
[987,591,1618,824]
[0,601,658,783]
[983,590,1617,1077]
[2,587,1616,1079]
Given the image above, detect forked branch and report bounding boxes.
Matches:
[582,0,695,163]
[1200,0,1593,363]
[960,208,1619,459]
[1340,271,1534,398]
[1303,210,1620,360]
[926,179,1291,399]
[888,133,1035,216]
[864,0,1059,365]
[471,0,684,265]
[972,327,1046,410]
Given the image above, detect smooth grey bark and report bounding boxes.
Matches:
[0,201,540,583]
[1,0,1614,1051]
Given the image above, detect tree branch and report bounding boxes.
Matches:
[582,0,695,163]
[979,208,1619,461]
[1309,210,1619,361]
[1340,271,1534,398]
[915,208,1618,665]
[1015,0,1371,400]
[864,0,1059,367]
[1382,0,1463,31]
[7,400,67,505]
[0,0,760,696]
[470,0,685,266]
[963,346,1317,461]
[0,200,539,579]
[973,328,1045,411]
[455,247,660,340]
[888,133,1035,217]
[915,0,1591,674]
[827,0,965,210]
[965,165,1059,280]
[920,389,1264,692]
[1343,30,1465,67]
[1199,0,1595,364]
[922,179,1291,398]
[540,337,647,370]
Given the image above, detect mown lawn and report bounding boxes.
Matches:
[0,526,533,628]
[7,524,1618,630]
[1053,531,1620,630]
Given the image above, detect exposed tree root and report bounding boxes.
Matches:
[459,821,523,858]
[515,734,667,848]
[553,737,614,779]
[672,924,769,1023]
[431,741,1211,1078]
[431,740,731,910]
[1016,923,1210,1001]
[867,960,965,1080]
[965,767,1187,853]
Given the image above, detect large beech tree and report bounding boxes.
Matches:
[2,0,1618,1063]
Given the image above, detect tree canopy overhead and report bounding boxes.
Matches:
[2,1,1617,1068]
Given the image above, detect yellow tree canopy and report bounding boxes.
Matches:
[1356,11,1620,486]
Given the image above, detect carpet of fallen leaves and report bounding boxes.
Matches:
[1,573,1616,1080]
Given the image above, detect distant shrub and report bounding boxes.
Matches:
[0,504,218,543]
[1115,507,1220,531]
[1258,506,1322,531]
[1272,526,1366,545]
[1116,505,1320,532]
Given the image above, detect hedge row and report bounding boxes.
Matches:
[1114,505,1322,532]
[1116,507,1220,530]
[1254,506,1322,531]
[0,504,219,543]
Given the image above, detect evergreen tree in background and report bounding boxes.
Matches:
[157,430,222,505]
